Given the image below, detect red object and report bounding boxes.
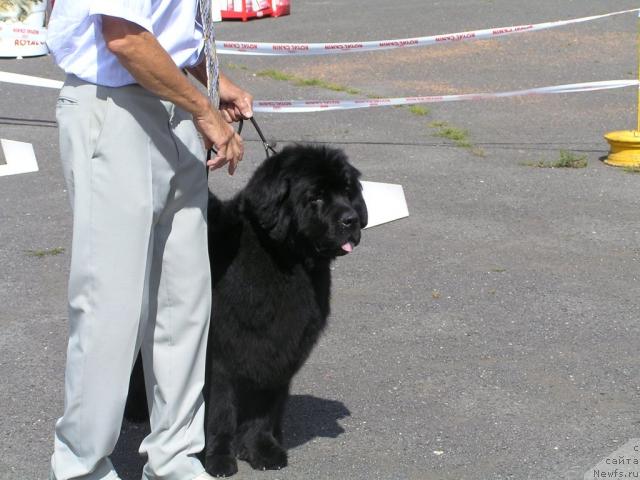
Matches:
[271,0,290,17]
[220,0,290,22]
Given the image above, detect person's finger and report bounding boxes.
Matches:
[235,133,244,158]
[220,109,233,123]
[207,148,228,170]
[239,95,253,118]
[208,159,227,170]
[228,158,237,175]
[227,152,238,175]
[230,150,242,174]
[226,135,244,175]
[226,109,240,123]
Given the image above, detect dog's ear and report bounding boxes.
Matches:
[242,167,292,242]
[344,162,368,229]
[269,177,292,241]
[353,180,368,228]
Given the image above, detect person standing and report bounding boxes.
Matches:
[46,1,253,479]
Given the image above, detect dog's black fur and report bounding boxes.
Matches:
[125,144,367,476]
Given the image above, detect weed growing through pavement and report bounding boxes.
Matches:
[26,247,65,258]
[522,150,588,169]
[430,122,471,147]
[256,69,295,82]
[408,105,430,116]
[256,69,361,94]
[553,150,588,168]
[622,165,640,174]
[428,121,485,157]
[295,77,361,94]
[226,62,249,71]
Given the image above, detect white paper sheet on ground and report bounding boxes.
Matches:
[360,181,409,229]
[0,139,39,177]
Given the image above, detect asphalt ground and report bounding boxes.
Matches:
[2,1,640,479]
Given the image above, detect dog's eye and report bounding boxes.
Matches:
[307,191,324,206]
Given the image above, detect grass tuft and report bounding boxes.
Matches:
[553,150,588,168]
[225,62,249,71]
[26,247,65,258]
[257,69,360,94]
[294,78,360,94]
[522,150,588,169]
[256,69,296,82]
[408,105,430,116]
[428,121,485,156]
[429,121,471,148]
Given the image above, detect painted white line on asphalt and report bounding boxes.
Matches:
[0,139,39,177]
[0,71,63,89]
[361,181,409,228]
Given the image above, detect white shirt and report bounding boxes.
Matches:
[47,0,205,87]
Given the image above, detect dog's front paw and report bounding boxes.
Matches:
[247,434,288,471]
[205,454,238,477]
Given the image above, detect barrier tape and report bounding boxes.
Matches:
[253,80,640,113]
[0,7,636,59]
[0,73,636,113]
[217,8,640,56]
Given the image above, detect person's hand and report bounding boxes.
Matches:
[219,82,253,123]
[193,106,244,175]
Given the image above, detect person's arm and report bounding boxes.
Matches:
[101,15,243,174]
[187,62,253,123]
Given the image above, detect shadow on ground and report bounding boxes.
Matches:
[112,394,350,479]
[282,394,350,449]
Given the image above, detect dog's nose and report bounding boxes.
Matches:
[339,211,359,228]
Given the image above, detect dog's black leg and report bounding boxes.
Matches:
[271,385,289,445]
[124,352,149,423]
[235,387,288,471]
[204,376,238,477]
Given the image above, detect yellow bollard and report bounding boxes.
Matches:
[604,130,640,167]
[604,12,640,167]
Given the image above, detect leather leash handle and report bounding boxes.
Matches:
[238,117,278,158]
[207,115,277,174]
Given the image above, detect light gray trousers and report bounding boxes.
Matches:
[50,75,211,480]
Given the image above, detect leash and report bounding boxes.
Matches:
[239,116,278,158]
[206,115,278,167]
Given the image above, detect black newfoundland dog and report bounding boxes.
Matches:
[126,144,367,477]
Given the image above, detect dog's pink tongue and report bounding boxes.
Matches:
[341,242,354,253]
